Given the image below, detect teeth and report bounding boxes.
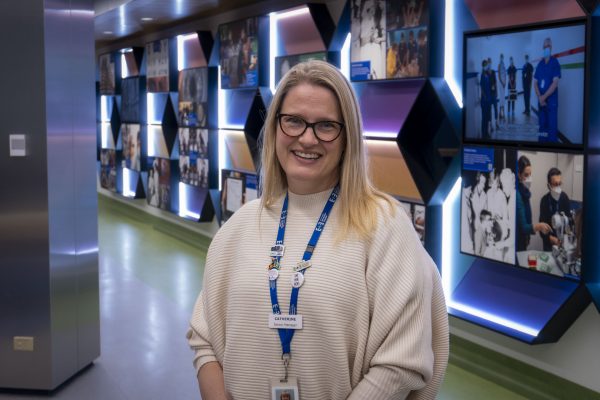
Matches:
[294,151,320,159]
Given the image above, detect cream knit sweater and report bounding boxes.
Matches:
[187,189,448,399]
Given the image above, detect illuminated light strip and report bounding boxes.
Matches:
[147,127,156,157]
[362,131,398,139]
[101,124,110,148]
[341,33,351,79]
[100,96,109,122]
[275,7,310,20]
[449,301,540,337]
[122,168,136,197]
[177,33,198,72]
[178,182,201,220]
[147,93,160,125]
[217,66,244,130]
[441,177,540,338]
[121,52,127,79]
[444,0,463,108]
[269,12,277,93]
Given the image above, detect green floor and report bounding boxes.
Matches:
[98,196,530,399]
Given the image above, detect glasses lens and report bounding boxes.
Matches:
[280,115,306,137]
[314,121,342,142]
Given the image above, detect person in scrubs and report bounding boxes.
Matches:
[534,37,561,142]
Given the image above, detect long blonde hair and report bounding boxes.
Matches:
[259,60,394,238]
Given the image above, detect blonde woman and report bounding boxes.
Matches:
[187,60,448,400]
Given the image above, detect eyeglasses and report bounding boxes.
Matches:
[277,113,344,143]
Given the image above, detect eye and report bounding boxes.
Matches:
[282,115,304,127]
[316,121,338,132]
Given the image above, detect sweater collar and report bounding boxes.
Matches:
[286,186,337,211]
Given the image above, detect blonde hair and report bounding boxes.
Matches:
[259,60,394,238]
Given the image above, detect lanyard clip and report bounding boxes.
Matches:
[281,353,291,383]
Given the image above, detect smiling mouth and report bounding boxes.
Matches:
[293,150,321,160]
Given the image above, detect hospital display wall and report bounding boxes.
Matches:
[95,0,600,350]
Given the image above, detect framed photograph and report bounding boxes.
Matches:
[121,124,141,171]
[274,52,327,85]
[147,158,171,210]
[178,67,208,127]
[99,53,115,95]
[146,39,170,92]
[219,17,259,89]
[100,149,116,191]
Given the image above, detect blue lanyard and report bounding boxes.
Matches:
[269,185,339,356]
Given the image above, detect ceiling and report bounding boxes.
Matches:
[94,0,264,47]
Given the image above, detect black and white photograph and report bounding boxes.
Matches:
[351,0,429,81]
[398,199,426,245]
[99,53,115,95]
[461,146,517,265]
[121,124,141,171]
[147,158,171,210]
[514,150,583,278]
[100,149,116,191]
[178,67,208,127]
[146,39,170,92]
[121,77,140,123]
[219,17,259,89]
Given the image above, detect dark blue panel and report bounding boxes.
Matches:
[452,257,580,338]
[585,154,600,309]
[224,88,255,127]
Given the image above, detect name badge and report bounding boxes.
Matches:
[269,314,303,330]
[270,244,285,257]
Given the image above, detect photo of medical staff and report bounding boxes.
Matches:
[178,128,208,187]
[461,147,517,265]
[121,124,141,171]
[515,150,583,279]
[146,39,170,92]
[121,77,140,123]
[351,0,428,81]
[100,149,116,191]
[99,53,115,95]
[178,67,208,127]
[219,17,258,89]
[147,158,171,210]
[464,23,585,145]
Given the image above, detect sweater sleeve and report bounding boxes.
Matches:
[186,290,219,373]
[347,208,448,400]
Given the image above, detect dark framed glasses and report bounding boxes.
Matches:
[277,113,344,143]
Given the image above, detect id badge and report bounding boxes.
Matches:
[270,377,299,400]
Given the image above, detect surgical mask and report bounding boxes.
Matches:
[543,47,551,58]
[523,177,532,189]
[550,186,562,201]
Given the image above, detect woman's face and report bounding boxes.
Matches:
[275,83,345,195]
[519,166,532,183]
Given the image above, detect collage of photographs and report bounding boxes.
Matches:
[460,146,583,279]
[178,67,208,127]
[219,17,259,89]
[178,128,209,188]
[350,0,429,81]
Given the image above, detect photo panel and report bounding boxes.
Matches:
[178,67,208,127]
[147,158,171,210]
[460,146,517,265]
[515,150,583,279]
[121,124,141,171]
[179,128,208,187]
[220,169,246,224]
[274,52,327,86]
[350,0,429,81]
[100,149,116,191]
[99,53,115,95]
[219,17,259,89]
[146,39,170,92]
[463,22,585,146]
[397,199,426,245]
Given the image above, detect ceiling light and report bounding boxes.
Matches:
[141,17,154,21]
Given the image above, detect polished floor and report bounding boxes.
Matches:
[0,197,527,399]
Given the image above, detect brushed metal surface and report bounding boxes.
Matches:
[0,0,98,390]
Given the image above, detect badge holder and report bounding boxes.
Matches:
[270,355,299,400]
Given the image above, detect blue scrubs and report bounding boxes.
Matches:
[534,57,561,142]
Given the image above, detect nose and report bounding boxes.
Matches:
[297,126,320,146]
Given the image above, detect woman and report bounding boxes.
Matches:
[516,155,551,252]
[187,60,448,399]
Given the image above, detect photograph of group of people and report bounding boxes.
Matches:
[351,0,428,81]
[178,128,209,188]
[146,39,170,92]
[398,200,426,245]
[99,53,115,95]
[121,77,140,123]
[121,123,141,171]
[100,149,116,191]
[220,169,257,224]
[178,67,208,127]
[147,158,171,210]
[461,146,583,279]
[219,17,258,89]
[274,52,327,86]
[464,23,585,145]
